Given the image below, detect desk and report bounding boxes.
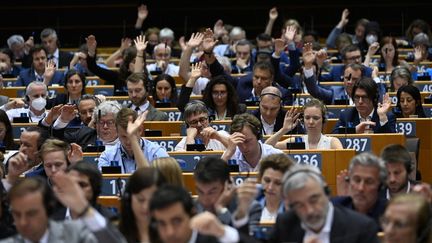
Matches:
[143,120,231,136]
[0,85,114,98]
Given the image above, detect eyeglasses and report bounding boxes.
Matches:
[353,95,371,103]
[212,91,227,98]
[188,116,208,126]
[97,120,115,127]
[380,216,411,230]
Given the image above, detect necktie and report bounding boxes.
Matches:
[135,107,140,112]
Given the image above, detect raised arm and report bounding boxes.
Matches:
[133,35,148,73]
[177,62,202,112]
[127,111,149,168]
[264,7,278,36]
[85,35,119,85]
[43,60,56,86]
[265,108,300,146]
[326,9,349,48]
[178,32,204,82]
[363,42,380,67]
[104,38,131,68]
[135,4,148,30]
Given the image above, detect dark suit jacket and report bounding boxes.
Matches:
[319,64,373,82]
[269,204,380,243]
[251,109,304,135]
[58,50,74,69]
[332,196,387,227]
[127,103,168,121]
[16,68,64,86]
[332,107,396,134]
[46,93,68,109]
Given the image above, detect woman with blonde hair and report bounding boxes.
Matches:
[152,157,184,186]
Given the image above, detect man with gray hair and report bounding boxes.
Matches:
[270,164,379,242]
[46,99,121,150]
[146,43,179,76]
[40,27,73,68]
[7,34,34,67]
[174,100,229,151]
[1,81,48,122]
[332,152,388,224]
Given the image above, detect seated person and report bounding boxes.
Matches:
[146,43,179,76]
[0,48,21,78]
[46,69,86,109]
[193,157,262,227]
[230,40,254,74]
[150,74,178,107]
[175,100,229,151]
[221,113,283,172]
[333,152,387,225]
[256,154,294,222]
[389,66,414,92]
[393,85,428,118]
[16,45,64,86]
[319,44,372,82]
[332,77,395,134]
[3,81,48,123]
[98,108,169,173]
[266,98,343,149]
[252,86,304,135]
[381,194,432,243]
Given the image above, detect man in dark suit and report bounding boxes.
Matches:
[236,61,293,105]
[40,28,73,69]
[150,185,254,243]
[125,72,168,121]
[319,44,372,82]
[2,175,126,243]
[269,164,380,243]
[333,77,395,134]
[16,45,64,86]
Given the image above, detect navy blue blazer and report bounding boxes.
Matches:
[320,64,372,82]
[236,74,293,105]
[332,107,396,134]
[251,109,304,135]
[332,196,387,227]
[16,68,64,86]
[269,204,380,243]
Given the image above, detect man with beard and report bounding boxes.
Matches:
[270,164,379,242]
[332,152,388,225]
[126,72,168,121]
[380,144,416,199]
[175,100,228,151]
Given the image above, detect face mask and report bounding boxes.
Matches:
[31,97,46,111]
[366,34,378,45]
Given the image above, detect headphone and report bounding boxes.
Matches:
[246,119,262,140]
[284,168,331,196]
[259,92,283,109]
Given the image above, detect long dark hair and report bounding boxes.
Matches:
[202,75,240,118]
[379,36,399,68]
[119,168,166,243]
[396,85,426,118]
[64,69,86,95]
[0,110,14,149]
[151,74,178,104]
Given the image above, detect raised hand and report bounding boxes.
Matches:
[282,107,300,133]
[215,181,237,213]
[85,35,97,57]
[187,32,204,49]
[68,143,83,164]
[52,171,89,217]
[7,152,30,183]
[24,36,34,53]
[235,178,258,219]
[302,43,316,68]
[284,25,297,43]
[274,38,286,55]
[315,48,328,67]
[179,36,187,51]
[202,28,218,52]
[336,169,349,196]
[340,9,349,27]
[414,45,425,62]
[45,104,63,125]
[190,61,203,80]
[43,60,56,82]
[367,42,380,56]
[213,19,225,38]
[134,35,148,53]
[137,4,148,20]
[355,120,376,133]
[377,93,391,116]
[127,111,148,137]
[120,37,132,51]
[59,104,77,123]
[269,7,278,20]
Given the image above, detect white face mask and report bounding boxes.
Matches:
[31,97,46,111]
[366,34,378,45]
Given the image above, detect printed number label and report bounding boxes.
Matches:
[292,154,319,167]
[168,111,182,121]
[211,124,227,131]
[109,179,126,195]
[390,96,398,104]
[86,80,99,86]
[157,141,175,151]
[48,90,57,98]
[396,122,415,136]
[234,177,245,185]
[298,97,312,106]
[344,138,369,151]
[422,84,432,92]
